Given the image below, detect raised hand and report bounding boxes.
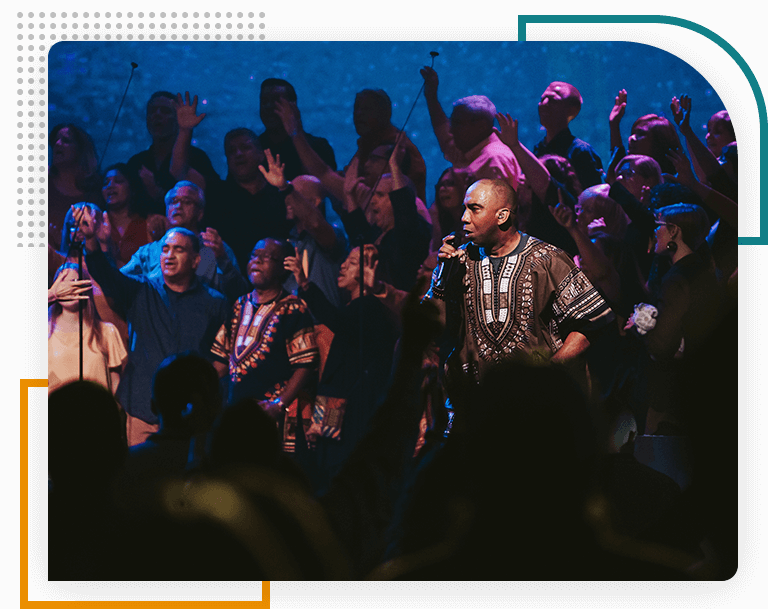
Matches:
[548,190,577,232]
[666,148,696,185]
[71,204,99,240]
[609,89,627,125]
[200,227,225,260]
[587,217,607,231]
[146,213,170,242]
[494,113,520,150]
[258,149,288,189]
[639,185,652,209]
[96,211,111,245]
[274,98,303,138]
[670,94,692,134]
[50,269,91,302]
[284,255,307,287]
[342,157,365,211]
[420,66,439,98]
[362,250,379,293]
[175,91,207,130]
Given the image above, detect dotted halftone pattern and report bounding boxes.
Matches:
[15,10,267,248]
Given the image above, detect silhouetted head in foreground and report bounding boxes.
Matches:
[398,361,607,579]
[48,380,126,492]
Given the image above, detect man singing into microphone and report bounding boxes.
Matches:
[425,179,614,387]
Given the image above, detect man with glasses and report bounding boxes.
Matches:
[211,238,319,453]
[120,180,248,303]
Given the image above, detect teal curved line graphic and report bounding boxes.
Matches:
[519,14,764,245]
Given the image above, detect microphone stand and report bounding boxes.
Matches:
[97,62,138,171]
[357,51,440,409]
[68,60,135,378]
[77,239,84,381]
[65,216,86,382]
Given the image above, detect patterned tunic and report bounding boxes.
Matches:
[211,290,319,450]
[426,234,613,382]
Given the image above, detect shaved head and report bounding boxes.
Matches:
[539,81,583,129]
[462,179,519,248]
[293,174,326,206]
[468,179,518,224]
[548,82,582,117]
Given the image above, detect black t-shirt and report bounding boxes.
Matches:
[204,177,292,273]
[127,145,220,214]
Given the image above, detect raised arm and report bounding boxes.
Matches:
[200,227,249,302]
[609,89,627,152]
[670,95,721,184]
[389,141,407,191]
[260,149,338,252]
[73,206,143,310]
[667,149,737,229]
[169,91,208,190]
[606,89,628,184]
[275,98,346,201]
[341,156,371,214]
[420,66,454,158]
[495,113,551,201]
[549,192,621,305]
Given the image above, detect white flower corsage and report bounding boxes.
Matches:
[630,303,658,335]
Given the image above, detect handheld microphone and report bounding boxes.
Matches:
[435,231,464,288]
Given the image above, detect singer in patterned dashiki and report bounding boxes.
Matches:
[211,238,319,452]
[426,179,614,384]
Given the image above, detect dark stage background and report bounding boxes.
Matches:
[48,40,726,194]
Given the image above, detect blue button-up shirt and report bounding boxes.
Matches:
[86,249,229,424]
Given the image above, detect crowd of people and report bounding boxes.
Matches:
[47,70,738,581]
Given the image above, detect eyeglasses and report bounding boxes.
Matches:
[250,253,281,264]
[169,197,199,206]
[616,166,636,179]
